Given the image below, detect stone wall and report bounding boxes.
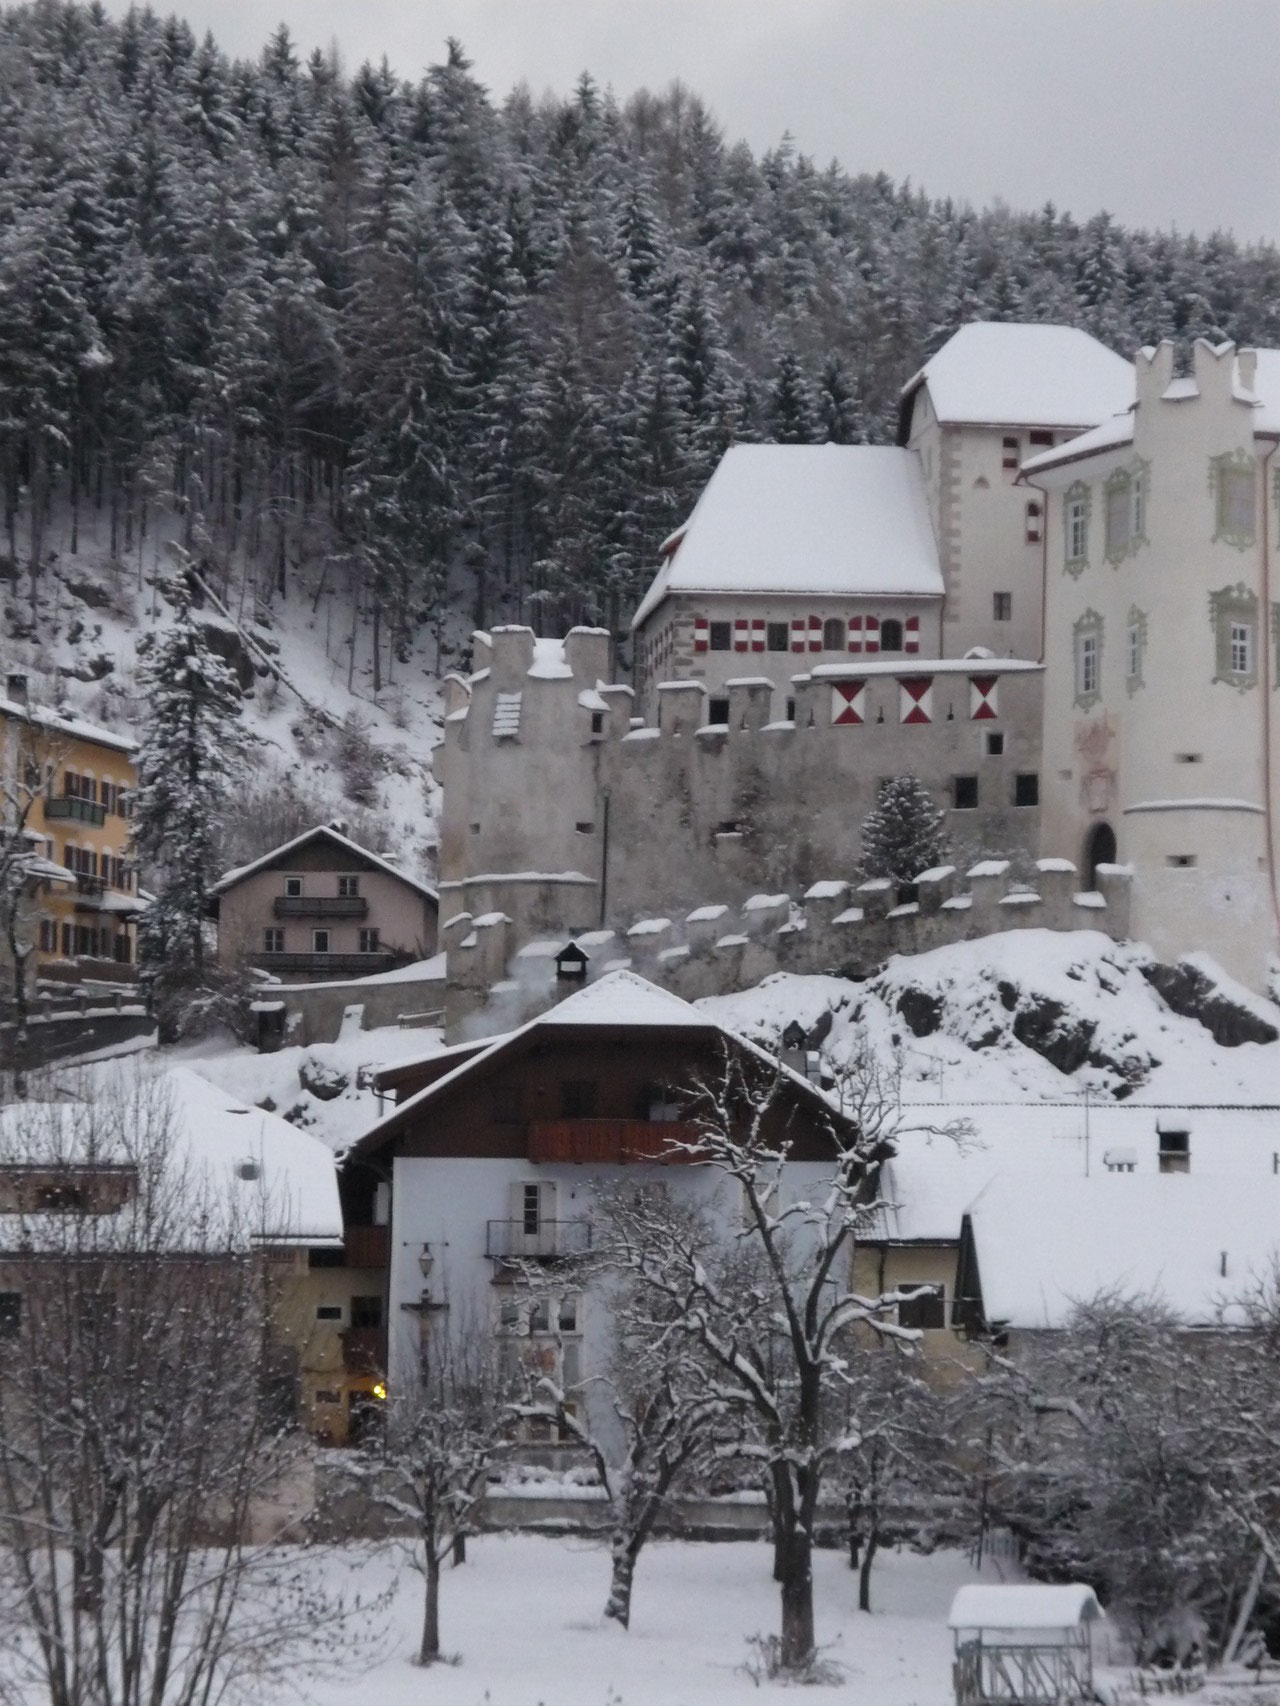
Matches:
[445,857,1131,1035]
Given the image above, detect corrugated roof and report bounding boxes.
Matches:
[631,444,943,630]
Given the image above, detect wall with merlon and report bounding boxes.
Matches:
[443,857,1132,1036]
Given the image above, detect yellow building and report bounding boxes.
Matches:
[1,671,141,984]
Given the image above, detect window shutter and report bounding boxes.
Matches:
[693,617,708,653]
[790,618,806,653]
[848,615,863,654]
[751,619,765,652]
[905,615,920,655]
[808,615,822,653]
[865,616,880,655]
[733,619,749,652]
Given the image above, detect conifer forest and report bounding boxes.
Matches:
[4,0,1280,661]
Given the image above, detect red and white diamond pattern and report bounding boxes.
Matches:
[831,682,865,726]
[969,675,999,720]
[899,676,933,724]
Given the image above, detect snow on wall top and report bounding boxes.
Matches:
[900,322,1134,433]
[630,444,943,630]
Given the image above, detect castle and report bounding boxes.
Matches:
[435,323,1280,1032]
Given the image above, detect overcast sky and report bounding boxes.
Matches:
[108,0,1280,244]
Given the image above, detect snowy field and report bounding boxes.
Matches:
[299,1535,1009,1706]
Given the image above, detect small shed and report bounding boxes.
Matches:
[948,1584,1102,1705]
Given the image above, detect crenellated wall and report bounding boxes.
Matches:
[443,857,1132,1035]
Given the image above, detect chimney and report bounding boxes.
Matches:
[1134,340,1174,410]
[1191,337,1235,405]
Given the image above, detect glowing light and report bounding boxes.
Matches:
[372,1382,387,1401]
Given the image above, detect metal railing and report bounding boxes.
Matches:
[485,1219,593,1260]
[251,951,395,976]
[44,796,106,827]
[272,896,369,919]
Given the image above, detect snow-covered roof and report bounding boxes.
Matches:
[899,322,1134,435]
[876,1101,1280,1328]
[949,1585,1102,1632]
[0,1067,343,1250]
[631,444,944,631]
[350,969,846,1159]
[210,824,438,904]
[0,692,137,755]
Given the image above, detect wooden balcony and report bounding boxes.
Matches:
[527,1119,702,1164]
[272,895,369,919]
[250,951,396,977]
[344,1224,389,1268]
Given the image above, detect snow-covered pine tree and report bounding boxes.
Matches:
[132,595,250,1033]
[859,774,950,890]
[769,349,816,444]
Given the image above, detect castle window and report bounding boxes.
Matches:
[707,697,729,726]
[1073,609,1104,708]
[1024,500,1042,544]
[1014,772,1039,808]
[822,618,845,651]
[985,731,1004,757]
[1001,435,1019,471]
[1065,485,1090,570]
[993,592,1012,622]
[880,618,903,653]
[952,775,979,810]
[1212,453,1255,547]
[767,622,788,652]
[1105,476,1131,558]
[590,712,604,735]
[708,622,731,651]
[1125,606,1148,694]
[575,821,594,835]
[1210,584,1259,689]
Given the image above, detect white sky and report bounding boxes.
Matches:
[108,0,1280,244]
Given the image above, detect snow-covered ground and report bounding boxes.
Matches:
[298,1535,1018,1706]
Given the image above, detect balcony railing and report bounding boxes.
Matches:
[344,1224,389,1268]
[44,796,106,827]
[485,1218,593,1261]
[250,951,396,977]
[272,895,369,919]
[527,1119,702,1165]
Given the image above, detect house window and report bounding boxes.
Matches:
[767,622,789,652]
[529,1298,551,1332]
[993,592,1012,622]
[707,697,729,726]
[338,875,360,897]
[1073,610,1103,708]
[985,731,1005,757]
[351,1296,383,1330]
[284,876,302,898]
[1014,772,1040,807]
[560,1080,598,1118]
[880,618,903,653]
[897,1284,945,1331]
[312,929,331,953]
[558,1295,580,1333]
[1065,485,1090,569]
[1001,435,1019,471]
[0,1293,19,1339]
[823,618,846,651]
[358,927,381,953]
[264,928,284,954]
[1213,454,1255,546]
[1025,500,1042,544]
[708,621,731,651]
[39,918,55,952]
[1210,584,1260,689]
[953,775,979,810]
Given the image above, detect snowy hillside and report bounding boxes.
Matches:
[4,499,455,879]
[699,929,1280,1107]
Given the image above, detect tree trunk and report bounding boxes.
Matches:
[451,1531,466,1566]
[419,1547,440,1665]
[604,1534,639,1628]
[777,1524,815,1672]
[28,432,44,622]
[858,1524,879,1613]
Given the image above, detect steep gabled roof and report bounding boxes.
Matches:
[348,969,851,1161]
[0,693,137,755]
[898,322,1134,440]
[210,824,438,903]
[631,444,943,631]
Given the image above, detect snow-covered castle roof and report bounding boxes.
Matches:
[631,444,943,630]
[898,321,1134,435]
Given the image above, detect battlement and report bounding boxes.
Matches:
[444,857,1133,1036]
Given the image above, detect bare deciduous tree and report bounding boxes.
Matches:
[0,1069,359,1706]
